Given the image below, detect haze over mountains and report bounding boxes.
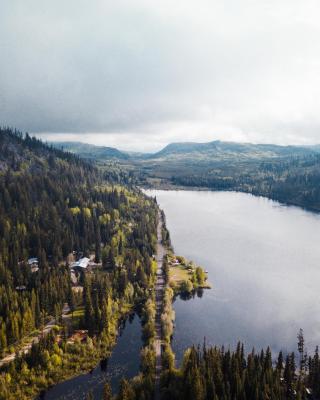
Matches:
[52,140,320,163]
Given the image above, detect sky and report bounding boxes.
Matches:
[1,0,320,152]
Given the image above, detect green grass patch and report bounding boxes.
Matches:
[169,265,191,285]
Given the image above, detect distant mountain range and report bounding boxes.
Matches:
[150,140,318,161]
[51,140,320,163]
[51,141,129,160]
[48,137,320,212]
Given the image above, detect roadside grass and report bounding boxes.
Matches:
[169,265,191,285]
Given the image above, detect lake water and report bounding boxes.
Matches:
[147,190,320,363]
[45,189,320,397]
[42,313,142,400]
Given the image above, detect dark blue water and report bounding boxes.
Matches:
[42,313,142,400]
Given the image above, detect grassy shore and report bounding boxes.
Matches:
[167,254,211,294]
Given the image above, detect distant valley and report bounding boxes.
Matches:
[52,139,320,212]
[52,139,320,163]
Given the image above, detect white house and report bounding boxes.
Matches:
[70,257,90,269]
[28,257,38,265]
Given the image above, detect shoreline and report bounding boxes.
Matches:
[2,198,206,400]
[39,211,170,400]
[142,184,320,214]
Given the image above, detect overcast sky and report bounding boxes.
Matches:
[1,0,320,151]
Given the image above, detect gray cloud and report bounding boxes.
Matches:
[1,0,320,151]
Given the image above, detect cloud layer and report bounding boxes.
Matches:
[1,0,320,151]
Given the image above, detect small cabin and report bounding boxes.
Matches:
[28,258,39,272]
[67,329,88,344]
[16,285,26,291]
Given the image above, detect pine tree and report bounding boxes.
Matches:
[84,278,95,335]
[117,378,135,400]
[276,350,283,376]
[297,328,305,374]
[103,382,113,400]
[95,220,101,263]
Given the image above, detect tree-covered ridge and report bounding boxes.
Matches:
[50,136,320,212]
[52,141,129,160]
[149,140,316,161]
[169,154,320,211]
[0,128,159,399]
[0,127,92,172]
[159,337,320,400]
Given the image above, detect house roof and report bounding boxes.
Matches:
[28,257,38,265]
[70,257,90,269]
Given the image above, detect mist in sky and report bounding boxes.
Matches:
[1,0,320,151]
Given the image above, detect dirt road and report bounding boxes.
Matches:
[154,213,166,400]
[0,303,70,367]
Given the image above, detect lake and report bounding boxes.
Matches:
[45,189,320,398]
[42,313,142,400]
[146,190,320,363]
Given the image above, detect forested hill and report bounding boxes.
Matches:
[130,141,320,212]
[52,141,129,160]
[0,128,159,399]
[0,128,101,263]
[150,140,316,161]
[51,139,319,163]
[168,154,320,212]
[0,129,92,170]
[49,137,320,211]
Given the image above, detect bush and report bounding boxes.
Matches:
[180,280,193,293]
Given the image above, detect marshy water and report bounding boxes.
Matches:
[42,314,142,400]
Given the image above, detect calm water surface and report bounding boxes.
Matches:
[46,190,320,397]
[43,314,142,400]
[147,190,320,363]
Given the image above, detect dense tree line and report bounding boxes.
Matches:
[0,128,160,399]
[95,338,320,399]
[170,154,320,211]
[159,336,320,400]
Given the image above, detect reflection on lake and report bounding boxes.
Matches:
[147,190,320,363]
[43,313,142,400]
